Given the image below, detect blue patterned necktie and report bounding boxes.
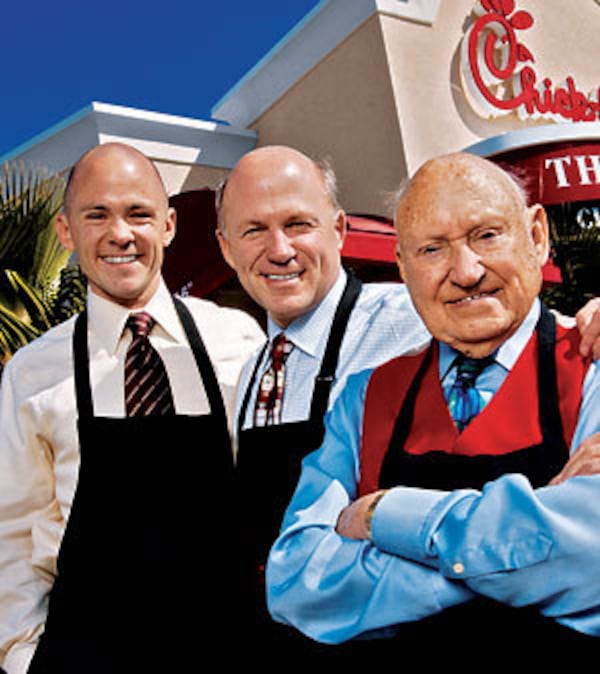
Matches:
[446,354,494,432]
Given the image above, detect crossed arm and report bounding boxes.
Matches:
[267,364,600,643]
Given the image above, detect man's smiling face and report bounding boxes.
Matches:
[55,144,176,310]
[395,153,549,358]
[217,147,346,328]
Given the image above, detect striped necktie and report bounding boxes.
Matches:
[253,333,294,426]
[125,312,175,416]
[446,354,494,432]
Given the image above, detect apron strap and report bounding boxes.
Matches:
[172,298,230,430]
[73,311,93,419]
[237,340,269,438]
[309,271,363,422]
[537,304,568,453]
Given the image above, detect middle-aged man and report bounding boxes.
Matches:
[216,145,431,647]
[216,145,600,651]
[0,143,264,674]
[266,152,600,649]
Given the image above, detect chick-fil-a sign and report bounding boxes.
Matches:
[460,0,600,122]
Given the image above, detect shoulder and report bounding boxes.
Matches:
[355,282,424,329]
[368,346,430,393]
[357,282,412,308]
[175,296,265,375]
[177,295,265,341]
[2,315,78,394]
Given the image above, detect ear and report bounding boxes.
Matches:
[216,227,236,270]
[528,204,550,266]
[54,212,76,252]
[334,210,347,251]
[162,207,177,248]
[395,244,406,282]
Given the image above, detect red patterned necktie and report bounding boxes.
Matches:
[125,312,175,416]
[253,333,294,426]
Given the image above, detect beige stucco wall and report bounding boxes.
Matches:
[248,0,600,217]
[250,15,408,217]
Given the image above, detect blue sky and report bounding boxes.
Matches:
[0,0,321,157]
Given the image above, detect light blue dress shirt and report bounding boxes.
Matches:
[267,299,600,643]
[236,270,430,431]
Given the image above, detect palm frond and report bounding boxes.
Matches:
[1,270,53,331]
[0,161,86,373]
[0,303,42,364]
[0,162,66,283]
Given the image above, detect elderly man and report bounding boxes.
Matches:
[0,143,264,673]
[267,152,600,647]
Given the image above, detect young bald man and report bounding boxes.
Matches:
[0,143,264,673]
[267,153,600,649]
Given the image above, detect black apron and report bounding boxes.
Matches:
[28,298,237,673]
[235,273,362,650]
[375,305,594,645]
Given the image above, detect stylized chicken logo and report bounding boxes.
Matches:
[461,0,600,122]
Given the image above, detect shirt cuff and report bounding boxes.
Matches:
[4,642,36,674]
[370,486,470,564]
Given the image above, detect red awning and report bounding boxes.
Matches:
[343,214,397,263]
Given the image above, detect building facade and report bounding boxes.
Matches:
[3,0,600,300]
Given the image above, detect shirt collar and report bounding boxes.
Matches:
[87,278,185,354]
[439,298,541,378]
[266,268,346,358]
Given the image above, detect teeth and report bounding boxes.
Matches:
[103,255,137,264]
[459,293,488,303]
[265,272,300,280]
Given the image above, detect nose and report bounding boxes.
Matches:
[449,244,484,288]
[265,228,295,264]
[107,217,135,247]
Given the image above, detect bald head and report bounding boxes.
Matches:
[63,143,168,216]
[393,152,549,358]
[216,145,339,234]
[395,152,528,250]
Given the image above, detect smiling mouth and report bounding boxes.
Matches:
[101,255,139,264]
[261,271,303,281]
[448,289,499,305]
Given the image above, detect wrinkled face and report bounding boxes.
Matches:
[395,155,549,357]
[217,150,346,328]
[56,147,175,309]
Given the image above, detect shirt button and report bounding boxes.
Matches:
[452,562,465,575]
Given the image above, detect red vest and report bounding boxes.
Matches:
[359,323,590,496]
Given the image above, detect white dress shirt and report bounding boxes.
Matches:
[0,279,264,674]
[237,270,431,431]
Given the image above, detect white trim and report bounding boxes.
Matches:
[0,102,257,172]
[98,135,203,165]
[464,122,600,158]
[212,0,441,128]
[376,0,441,24]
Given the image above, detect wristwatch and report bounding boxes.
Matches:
[365,490,387,539]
